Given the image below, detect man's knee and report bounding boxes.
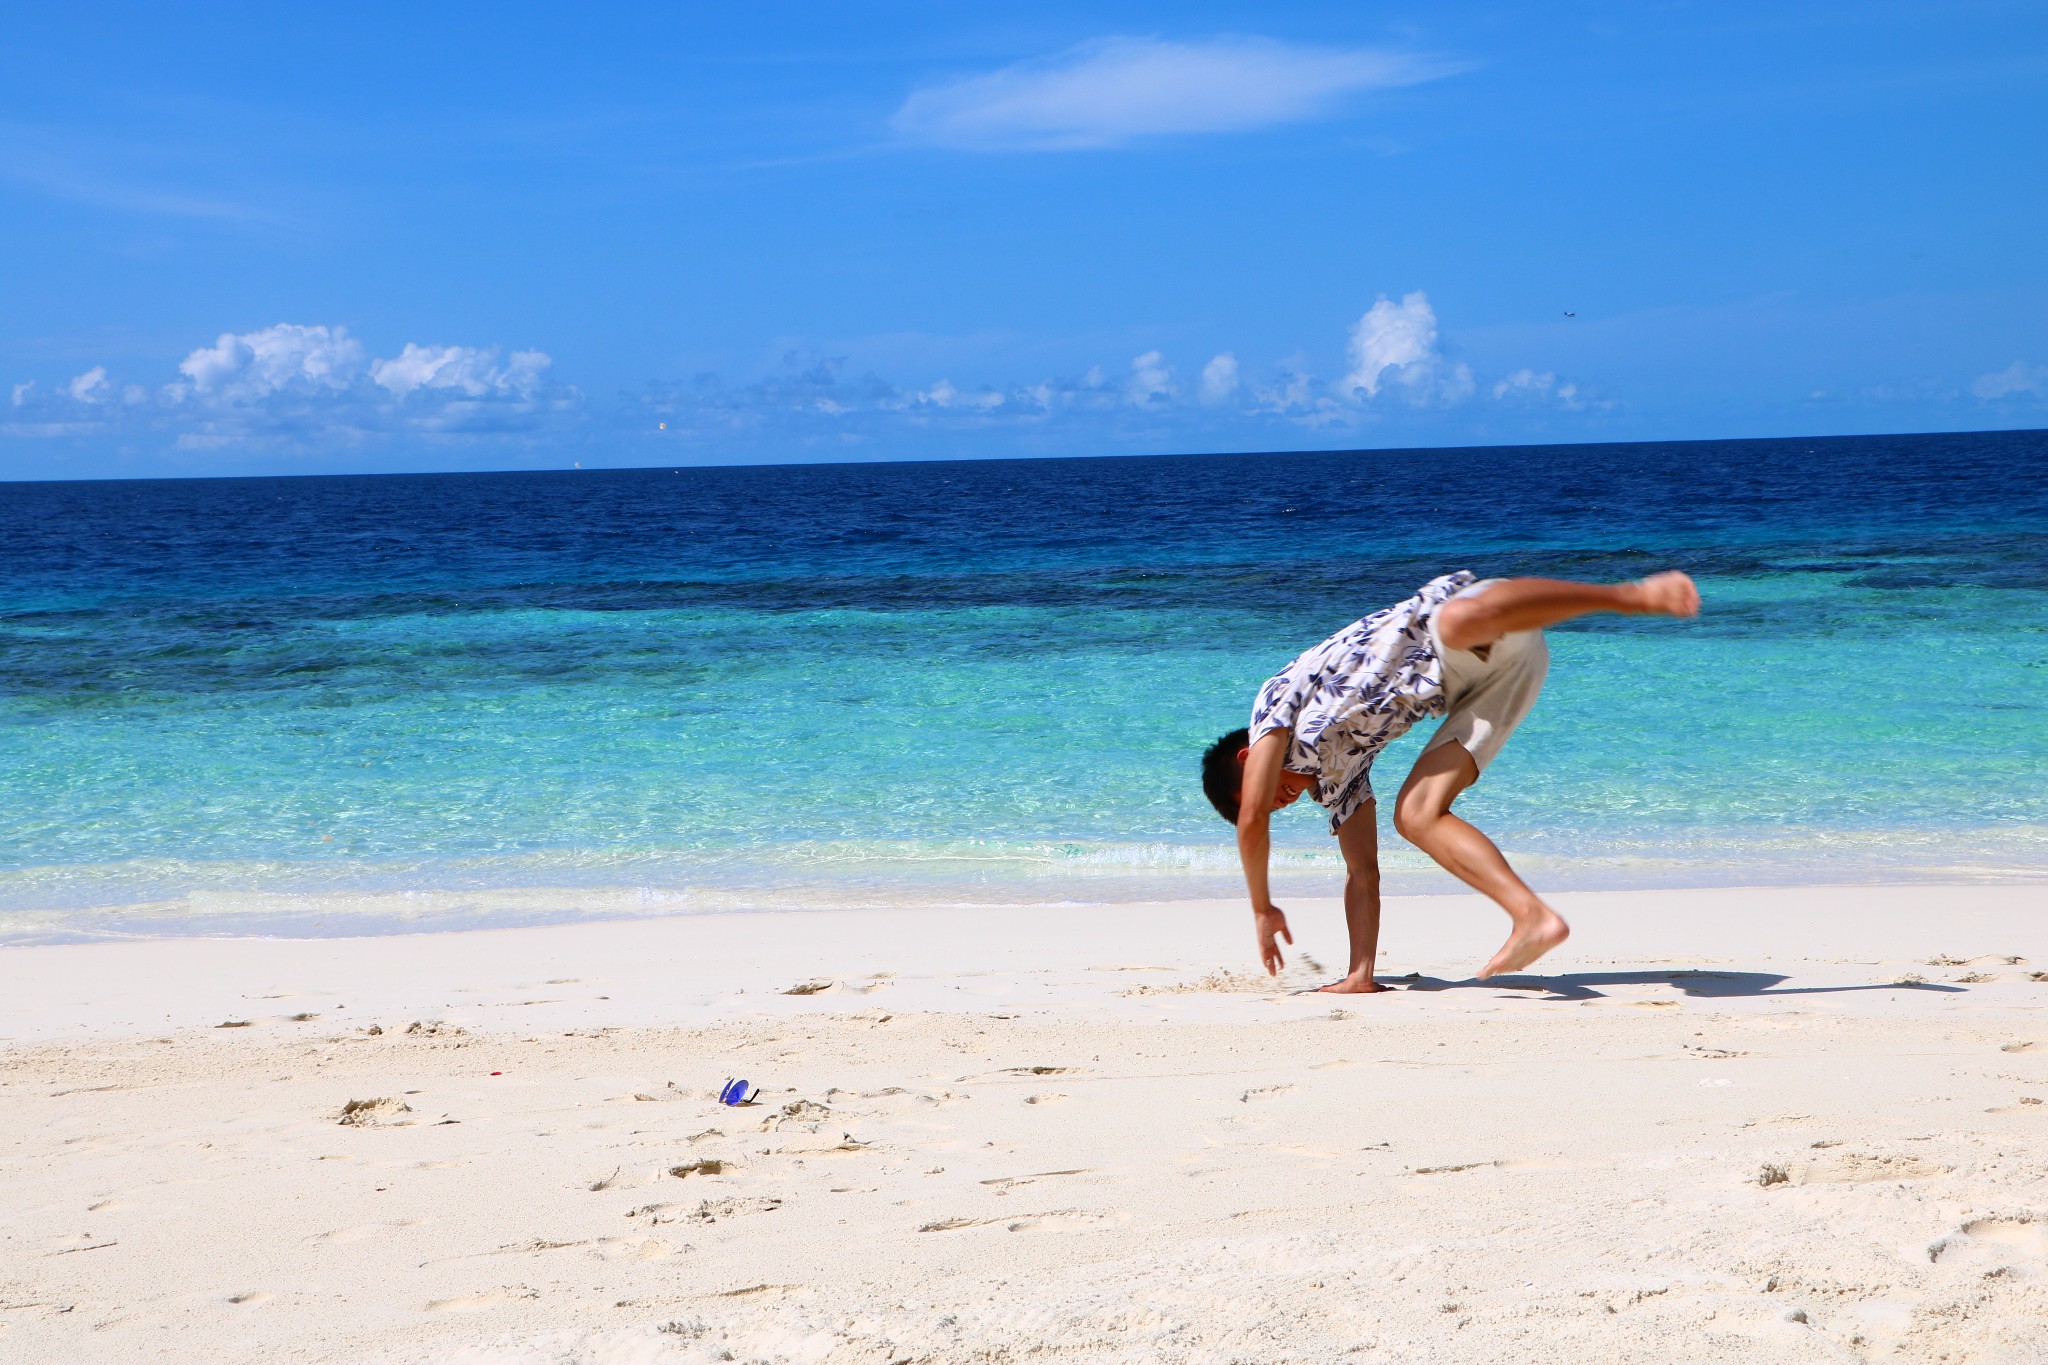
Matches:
[1392,792,1440,844]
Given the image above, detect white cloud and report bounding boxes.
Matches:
[1199,352,1240,404]
[175,323,365,401]
[1127,350,1175,405]
[1250,358,1319,415]
[5,322,575,453]
[1493,368,1551,399]
[66,367,110,403]
[1345,293,1434,397]
[371,344,551,399]
[913,378,1003,410]
[1492,368,1580,407]
[1972,361,2047,400]
[1342,291,1473,404]
[892,36,1454,151]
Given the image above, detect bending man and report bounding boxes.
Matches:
[1202,571,1699,991]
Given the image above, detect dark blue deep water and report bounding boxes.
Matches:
[2,429,2044,941]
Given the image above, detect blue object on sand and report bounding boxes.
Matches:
[718,1078,755,1106]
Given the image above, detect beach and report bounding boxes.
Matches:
[6,882,2045,1363]
[7,2,2045,1358]
[4,440,2045,1361]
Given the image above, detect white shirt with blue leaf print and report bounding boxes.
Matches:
[1248,571,1475,834]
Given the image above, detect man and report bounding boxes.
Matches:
[1202,570,1700,991]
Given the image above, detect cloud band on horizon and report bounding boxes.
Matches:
[6,294,1610,463]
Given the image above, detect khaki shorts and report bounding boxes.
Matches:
[1422,578,1549,776]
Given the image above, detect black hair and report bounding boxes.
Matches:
[1201,727,1250,826]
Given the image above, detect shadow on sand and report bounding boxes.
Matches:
[1373,969,1968,1002]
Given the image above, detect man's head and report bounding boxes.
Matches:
[1201,728,1316,825]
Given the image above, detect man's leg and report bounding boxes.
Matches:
[1320,801,1384,993]
[1393,741,1569,978]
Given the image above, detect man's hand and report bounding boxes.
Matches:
[1629,570,1700,619]
[1255,905,1293,976]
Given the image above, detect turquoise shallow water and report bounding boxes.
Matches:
[1,431,2044,942]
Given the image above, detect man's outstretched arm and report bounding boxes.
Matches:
[1437,571,1699,651]
[1237,729,1293,974]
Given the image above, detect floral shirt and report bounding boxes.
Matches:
[1248,571,1475,833]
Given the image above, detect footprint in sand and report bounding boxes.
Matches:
[1241,1084,1295,1103]
[1024,1093,1068,1105]
[918,1209,1109,1233]
[1960,1217,2048,1253]
[760,1099,831,1131]
[1791,1152,1949,1185]
[307,1219,421,1246]
[710,1283,800,1299]
[426,1288,537,1313]
[979,1169,1089,1191]
[953,1064,1082,1086]
[337,1097,413,1128]
[1410,1161,1500,1176]
[1122,959,1328,996]
[1228,1205,1326,1222]
[590,1235,680,1261]
[999,1209,1113,1232]
[1930,1216,2048,1267]
[226,1291,272,1306]
[627,1197,782,1226]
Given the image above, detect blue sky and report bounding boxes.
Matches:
[3,1,2044,479]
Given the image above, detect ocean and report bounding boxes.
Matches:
[2,430,2043,944]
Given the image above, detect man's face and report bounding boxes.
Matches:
[1238,746,1317,811]
[1269,769,1316,810]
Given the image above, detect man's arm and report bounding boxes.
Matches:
[1237,728,1293,974]
[1437,571,1699,651]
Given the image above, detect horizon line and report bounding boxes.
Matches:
[3,421,2042,489]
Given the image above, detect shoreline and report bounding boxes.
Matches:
[3,882,2044,1044]
[6,844,2047,948]
[5,881,2045,1363]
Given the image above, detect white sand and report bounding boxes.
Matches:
[3,883,2046,1363]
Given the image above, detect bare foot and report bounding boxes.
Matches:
[1477,906,1570,978]
[1315,977,1390,994]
